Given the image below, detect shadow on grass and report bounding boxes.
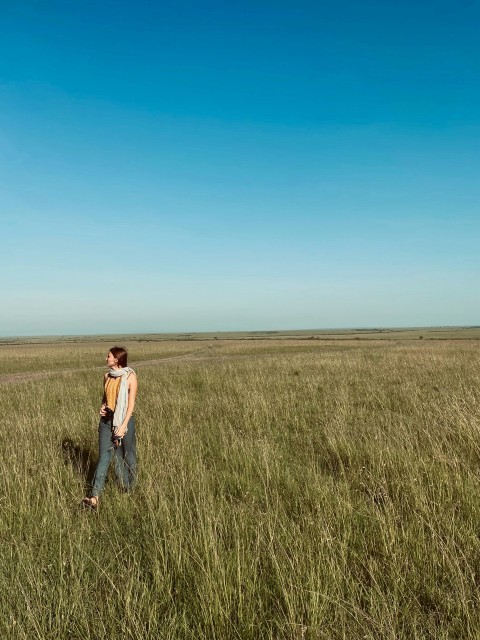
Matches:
[62,439,96,489]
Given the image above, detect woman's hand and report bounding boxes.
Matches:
[100,404,107,416]
[113,423,127,447]
[114,424,127,439]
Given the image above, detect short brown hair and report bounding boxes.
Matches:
[110,346,128,368]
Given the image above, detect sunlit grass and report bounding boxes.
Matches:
[0,340,478,638]
[0,341,208,375]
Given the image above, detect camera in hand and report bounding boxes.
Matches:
[112,433,123,447]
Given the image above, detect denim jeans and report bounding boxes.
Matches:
[90,415,136,497]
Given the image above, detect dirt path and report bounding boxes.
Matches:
[0,347,221,385]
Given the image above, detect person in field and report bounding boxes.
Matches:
[82,346,138,510]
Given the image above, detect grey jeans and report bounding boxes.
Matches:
[90,415,137,497]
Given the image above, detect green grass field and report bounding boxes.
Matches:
[0,336,479,639]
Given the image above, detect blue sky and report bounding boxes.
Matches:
[1,0,479,335]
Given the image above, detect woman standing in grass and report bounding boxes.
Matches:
[82,346,138,510]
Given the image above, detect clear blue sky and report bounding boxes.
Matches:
[1,0,478,335]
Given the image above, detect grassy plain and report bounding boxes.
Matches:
[0,334,479,639]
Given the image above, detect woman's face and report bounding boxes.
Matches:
[106,351,118,368]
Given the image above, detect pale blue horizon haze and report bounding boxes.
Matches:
[1,1,479,336]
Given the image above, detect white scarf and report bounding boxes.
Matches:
[108,367,134,431]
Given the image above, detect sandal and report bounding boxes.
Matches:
[81,496,99,511]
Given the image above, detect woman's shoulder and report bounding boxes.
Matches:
[127,369,137,389]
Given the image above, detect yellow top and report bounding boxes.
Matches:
[105,375,122,411]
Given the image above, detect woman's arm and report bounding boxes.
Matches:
[115,373,138,436]
[100,372,108,416]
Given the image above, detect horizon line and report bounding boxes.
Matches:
[1,325,479,341]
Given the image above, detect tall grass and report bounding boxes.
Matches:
[0,340,478,639]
